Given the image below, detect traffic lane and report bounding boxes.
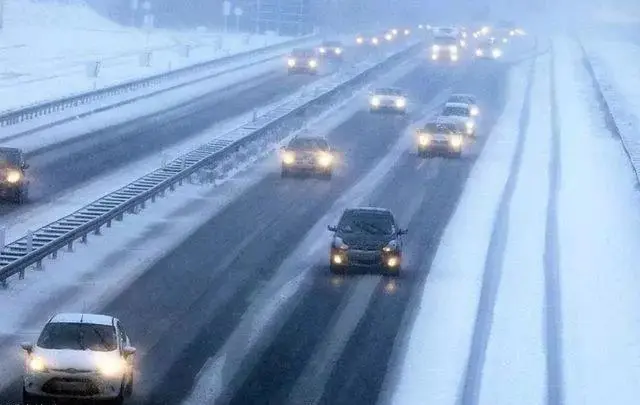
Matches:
[226,62,509,405]
[80,62,455,404]
[14,44,373,208]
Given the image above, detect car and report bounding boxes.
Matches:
[328,207,407,275]
[447,93,479,116]
[441,102,476,136]
[475,38,503,59]
[431,35,460,62]
[0,147,29,203]
[287,48,319,74]
[21,313,136,405]
[369,87,407,114]
[416,119,466,157]
[369,35,381,46]
[280,136,334,178]
[318,40,344,59]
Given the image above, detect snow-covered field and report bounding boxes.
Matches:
[0,0,293,112]
[386,35,640,404]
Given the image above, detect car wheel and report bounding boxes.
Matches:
[330,264,344,274]
[384,267,401,277]
[321,170,332,180]
[281,168,289,178]
[125,371,134,397]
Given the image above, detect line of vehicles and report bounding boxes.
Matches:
[15,22,522,405]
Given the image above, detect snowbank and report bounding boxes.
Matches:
[0,0,292,112]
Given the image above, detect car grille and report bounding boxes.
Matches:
[42,377,100,396]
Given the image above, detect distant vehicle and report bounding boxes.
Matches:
[21,313,136,405]
[369,87,407,114]
[280,136,334,178]
[447,94,479,116]
[441,102,476,136]
[328,207,407,275]
[318,40,344,59]
[475,38,502,59]
[287,48,319,74]
[416,119,466,157]
[431,36,460,62]
[432,26,459,38]
[0,147,29,203]
[370,35,380,46]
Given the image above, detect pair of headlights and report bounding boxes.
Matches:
[282,151,333,167]
[370,97,406,108]
[418,133,464,148]
[288,58,318,68]
[28,354,127,377]
[334,237,398,252]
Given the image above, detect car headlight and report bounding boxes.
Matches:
[460,40,466,47]
[317,152,333,167]
[287,58,296,67]
[28,356,48,372]
[432,44,440,51]
[431,53,438,60]
[370,96,381,107]
[96,355,127,378]
[356,37,363,44]
[476,49,484,56]
[319,47,326,53]
[451,54,459,61]
[334,236,348,250]
[392,29,398,35]
[510,30,515,36]
[404,29,410,35]
[471,106,479,116]
[449,45,458,53]
[449,135,463,148]
[335,48,342,54]
[385,33,393,41]
[282,151,295,164]
[395,98,406,108]
[418,133,431,146]
[372,37,379,45]
[492,48,502,58]
[6,170,21,183]
[308,59,318,67]
[383,239,399,252]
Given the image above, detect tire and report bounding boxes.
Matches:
[330,264,343,274]
[321,170,332,180]
[15,186,27,204]
[281,168,289,178]
[124,371,134,397]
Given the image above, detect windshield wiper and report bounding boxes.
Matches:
[88,326,112,350]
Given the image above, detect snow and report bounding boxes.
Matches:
[477,51,548,405]
[0,0,294,112]
[50,312,114,326]
[383,59,531,405]
[0,55,427,391]
[554,36,640,405]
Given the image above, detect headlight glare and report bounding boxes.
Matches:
[370,96,380,106]
[287,58,296,67]
[492,48,502,58]
[395,98,406,108]
[6,170,21,183]
[282,151,295,164]
[471,106,479,116]
[335,48,342,54]
[419,134,431,146]
[29,356,47,372]
[356,37,363,44]
[383,239,399,252]
[96,355,126,377]
[317,152,333,167]
[319,47,326,53]
[308,59,318,67]
[449,135,463,148]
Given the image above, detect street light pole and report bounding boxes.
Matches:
[0,0,5,31]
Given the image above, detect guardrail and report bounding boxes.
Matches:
[0,34,319,129]
[0,39,423,287]
[578,39,640,183]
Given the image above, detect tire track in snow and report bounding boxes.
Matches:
[457,57,537,405]
[545,44,564,405]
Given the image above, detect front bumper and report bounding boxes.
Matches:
[418,140,462,155]
[24,371,124,399]
[282,162,331,173]
[370,104,406,113]
[331,248,401,270]
[431,51,459,62]
[288,66,317,73]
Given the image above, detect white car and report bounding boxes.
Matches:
[447,93,479,116]
[369,87,408,114]
[21,313,135,405]
[440,102,476,136]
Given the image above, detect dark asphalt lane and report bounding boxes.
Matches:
[0,56,506,405]
[1,45,372,214]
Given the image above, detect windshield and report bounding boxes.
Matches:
[442,107,469,116]
[434,37,458,45]
[37,322,117,352]
[292,49,314,57]
[338,211,394,235]
[424,123,459,133]
[449,95,473,104]
[0,150,20,166]
[288,138,328,150]
[375,88,403,96]
[322,42,341,47]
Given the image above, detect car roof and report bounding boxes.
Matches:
[345,207,392,214]
[433,116,464,125]
[450,93,476,100]
[49,313,115,326]
[0,147,22,154]
[374,87,403,93]
[444,102,470,109]
[290,135,327,142]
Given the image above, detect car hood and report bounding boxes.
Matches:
[337,232,394,250]
[33,347,118,371]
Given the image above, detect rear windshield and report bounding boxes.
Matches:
[424,123,459,133]
[338,211,394,235]
[37,322,117,352]
[288,138,328,150]
[442,106,469,116]
[375,88,403,96]
[434,37,458,45]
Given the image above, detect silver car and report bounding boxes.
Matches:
[21,313,136,405]
[369,87,408,114]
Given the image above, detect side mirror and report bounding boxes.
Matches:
[398,228,408,235]
[22,163,29,169]
[327,225,337,232]
[21,342,34,353]
[123,346,136,357]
